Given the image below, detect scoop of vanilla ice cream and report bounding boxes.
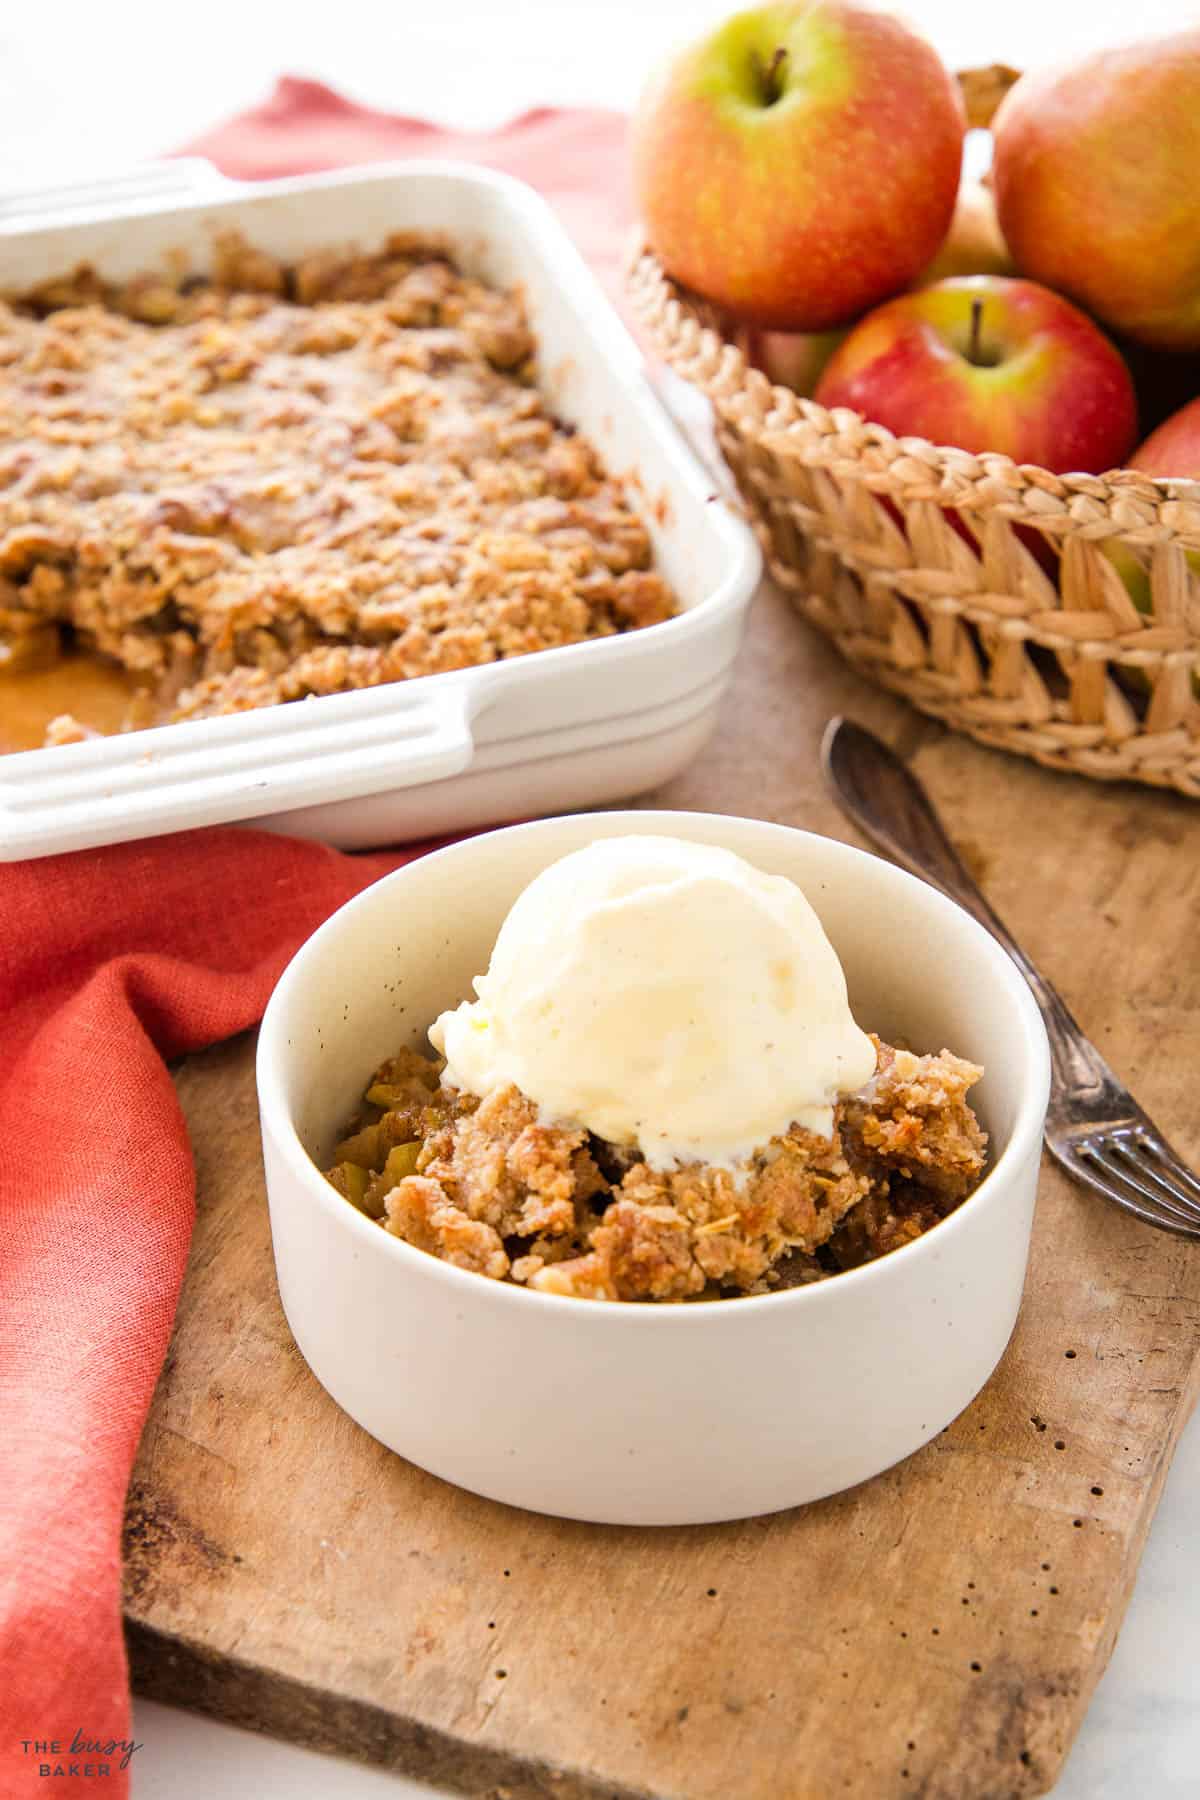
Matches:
[429,835,877,1171]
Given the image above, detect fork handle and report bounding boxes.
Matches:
[820,719,1105,1100]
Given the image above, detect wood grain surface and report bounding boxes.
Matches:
[124,579,1200,1799]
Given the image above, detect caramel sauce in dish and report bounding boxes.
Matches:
[0,658,150,753]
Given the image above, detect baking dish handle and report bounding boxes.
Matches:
[0,160,234,231]
[0,679,483,861]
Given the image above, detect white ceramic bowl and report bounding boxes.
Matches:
[257,811,1050,1526]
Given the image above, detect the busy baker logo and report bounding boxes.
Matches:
[18,1730,143,1778]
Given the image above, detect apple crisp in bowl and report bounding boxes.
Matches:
[324,831,988,1302]
[325,1036,987,1302]
[257,811,1050,1523]
[0,232,676,745]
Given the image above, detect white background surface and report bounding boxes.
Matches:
[4,2,1197,1795]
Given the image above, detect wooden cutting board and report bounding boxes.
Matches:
[123,579,1200,1800]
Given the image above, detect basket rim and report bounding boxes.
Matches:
[627,242,1200,542]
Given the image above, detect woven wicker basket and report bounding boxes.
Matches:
[627,66,1200,798]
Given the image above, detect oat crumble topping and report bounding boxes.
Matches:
[325,1035,988,1302]
[0,233,676,740]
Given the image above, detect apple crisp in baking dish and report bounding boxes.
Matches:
[0,233,676,747]
[324,1035,988,1302]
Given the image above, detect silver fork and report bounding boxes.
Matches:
[822,717,1200,1241]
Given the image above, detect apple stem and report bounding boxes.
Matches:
[756,46,788,105]
[968,296,984,366]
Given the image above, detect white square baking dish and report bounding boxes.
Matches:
[0,160,761,860]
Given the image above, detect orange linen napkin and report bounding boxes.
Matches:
[1,84,629,1798]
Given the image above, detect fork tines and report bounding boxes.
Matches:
[1050,1124,1200,1239]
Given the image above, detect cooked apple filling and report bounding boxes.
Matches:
[0,233,676,744]
[324,1034,988,1302]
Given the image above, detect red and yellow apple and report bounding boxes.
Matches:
[631,0,965,331]
[1131,397,1200,480]
[991,32,1200,351]
[812,275,1138,474]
